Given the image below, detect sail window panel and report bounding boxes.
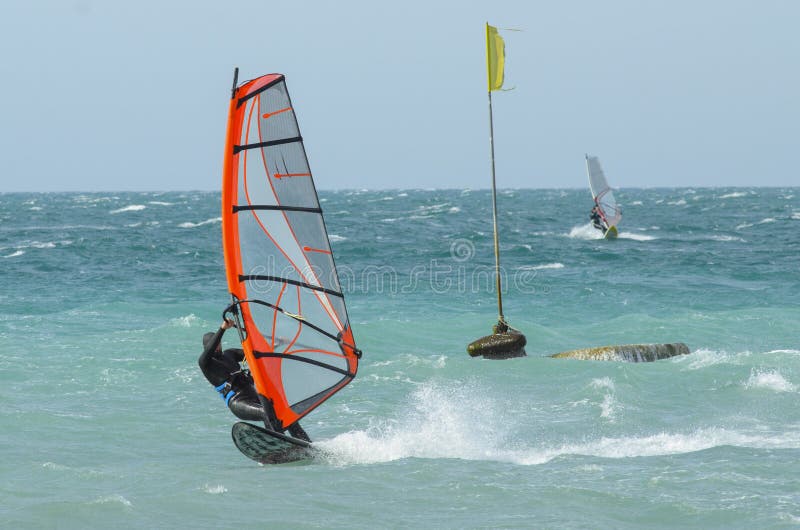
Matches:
[259,82,300,141]
[237,211,307,286]
[261,142,319,208]
[600,190,622,225]
[284,210,342,289]
[273,312,334,355]
[238,145,280,208]
[238,208,342,294]
[243,299,292,352]
[270,284,343,343]
[239,279,344,349]
[282,354,349,411]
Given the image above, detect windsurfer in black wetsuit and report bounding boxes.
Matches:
[198,319,310,441]
[590,205,606,233]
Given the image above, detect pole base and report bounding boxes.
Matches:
[468,329,527,359]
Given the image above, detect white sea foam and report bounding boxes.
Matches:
[737,218,776,230]
[720,192,748,199]
[567,224,604,240]
[590,377,617,419]
[171,314,200,328]
[599,394,616,419]
[90,495,133,507]
[618,232,656,241]
[317,380,800,466]
[178,217,221,228]
[148,201,173,206]
[792,212,800,220]
[668,199,687,206]
[520,262,565,271]
[3,250,25,258]
[676,348,750,370]
[744,369,796,392]
[448,207,461,213]
[416,203,450,214]
[317,380,506,465]
[202,484,228,494]
[591,377,615,391]
[709,235,745,242]
[13,240,58,249]
[329,234,347,242]
[765,349,800,356]
[42,462,69,471]
[110,205,146,214]
[630,201,643,205]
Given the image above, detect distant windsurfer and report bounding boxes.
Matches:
[199,319,310,442]
[590,204,606,233]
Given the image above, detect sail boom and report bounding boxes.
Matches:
[233,204,323,214]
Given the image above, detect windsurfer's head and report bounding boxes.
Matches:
[203,332,221,353]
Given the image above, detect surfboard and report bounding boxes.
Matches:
[231,421,316,465]
[604,225,618,239]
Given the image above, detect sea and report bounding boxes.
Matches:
[1,188,798,529]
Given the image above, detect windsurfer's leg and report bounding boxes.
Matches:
[228,394,264,422]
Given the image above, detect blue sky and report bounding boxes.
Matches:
[1,0,797,191]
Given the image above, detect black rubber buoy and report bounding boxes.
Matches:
[467,329,527,359]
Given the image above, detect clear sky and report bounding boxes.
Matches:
[1,0,797,191]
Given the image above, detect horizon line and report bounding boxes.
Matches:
[1,185,797,194]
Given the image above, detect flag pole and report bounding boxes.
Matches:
[467,22,526,358]
[487,89,504,324]
[486,22,504,326]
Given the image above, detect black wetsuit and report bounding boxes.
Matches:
[198,326,311,442]
[198,326,263,421]
[590,209,605,232]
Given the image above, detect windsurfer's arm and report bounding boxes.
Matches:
[198,319,235,370]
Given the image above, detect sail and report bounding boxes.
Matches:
[585,154,622,227]
[221,72,360,431]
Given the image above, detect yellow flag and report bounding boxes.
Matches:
[486,23,505,92]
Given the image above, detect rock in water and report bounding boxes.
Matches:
[551,343,690,362]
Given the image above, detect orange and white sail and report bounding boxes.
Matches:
[221,71,360,431]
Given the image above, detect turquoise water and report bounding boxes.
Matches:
[1,188,798,528]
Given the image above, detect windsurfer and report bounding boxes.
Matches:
[198,319,311,442]
[590,205,605,232]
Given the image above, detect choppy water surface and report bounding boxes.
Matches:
[1,188,798,528]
